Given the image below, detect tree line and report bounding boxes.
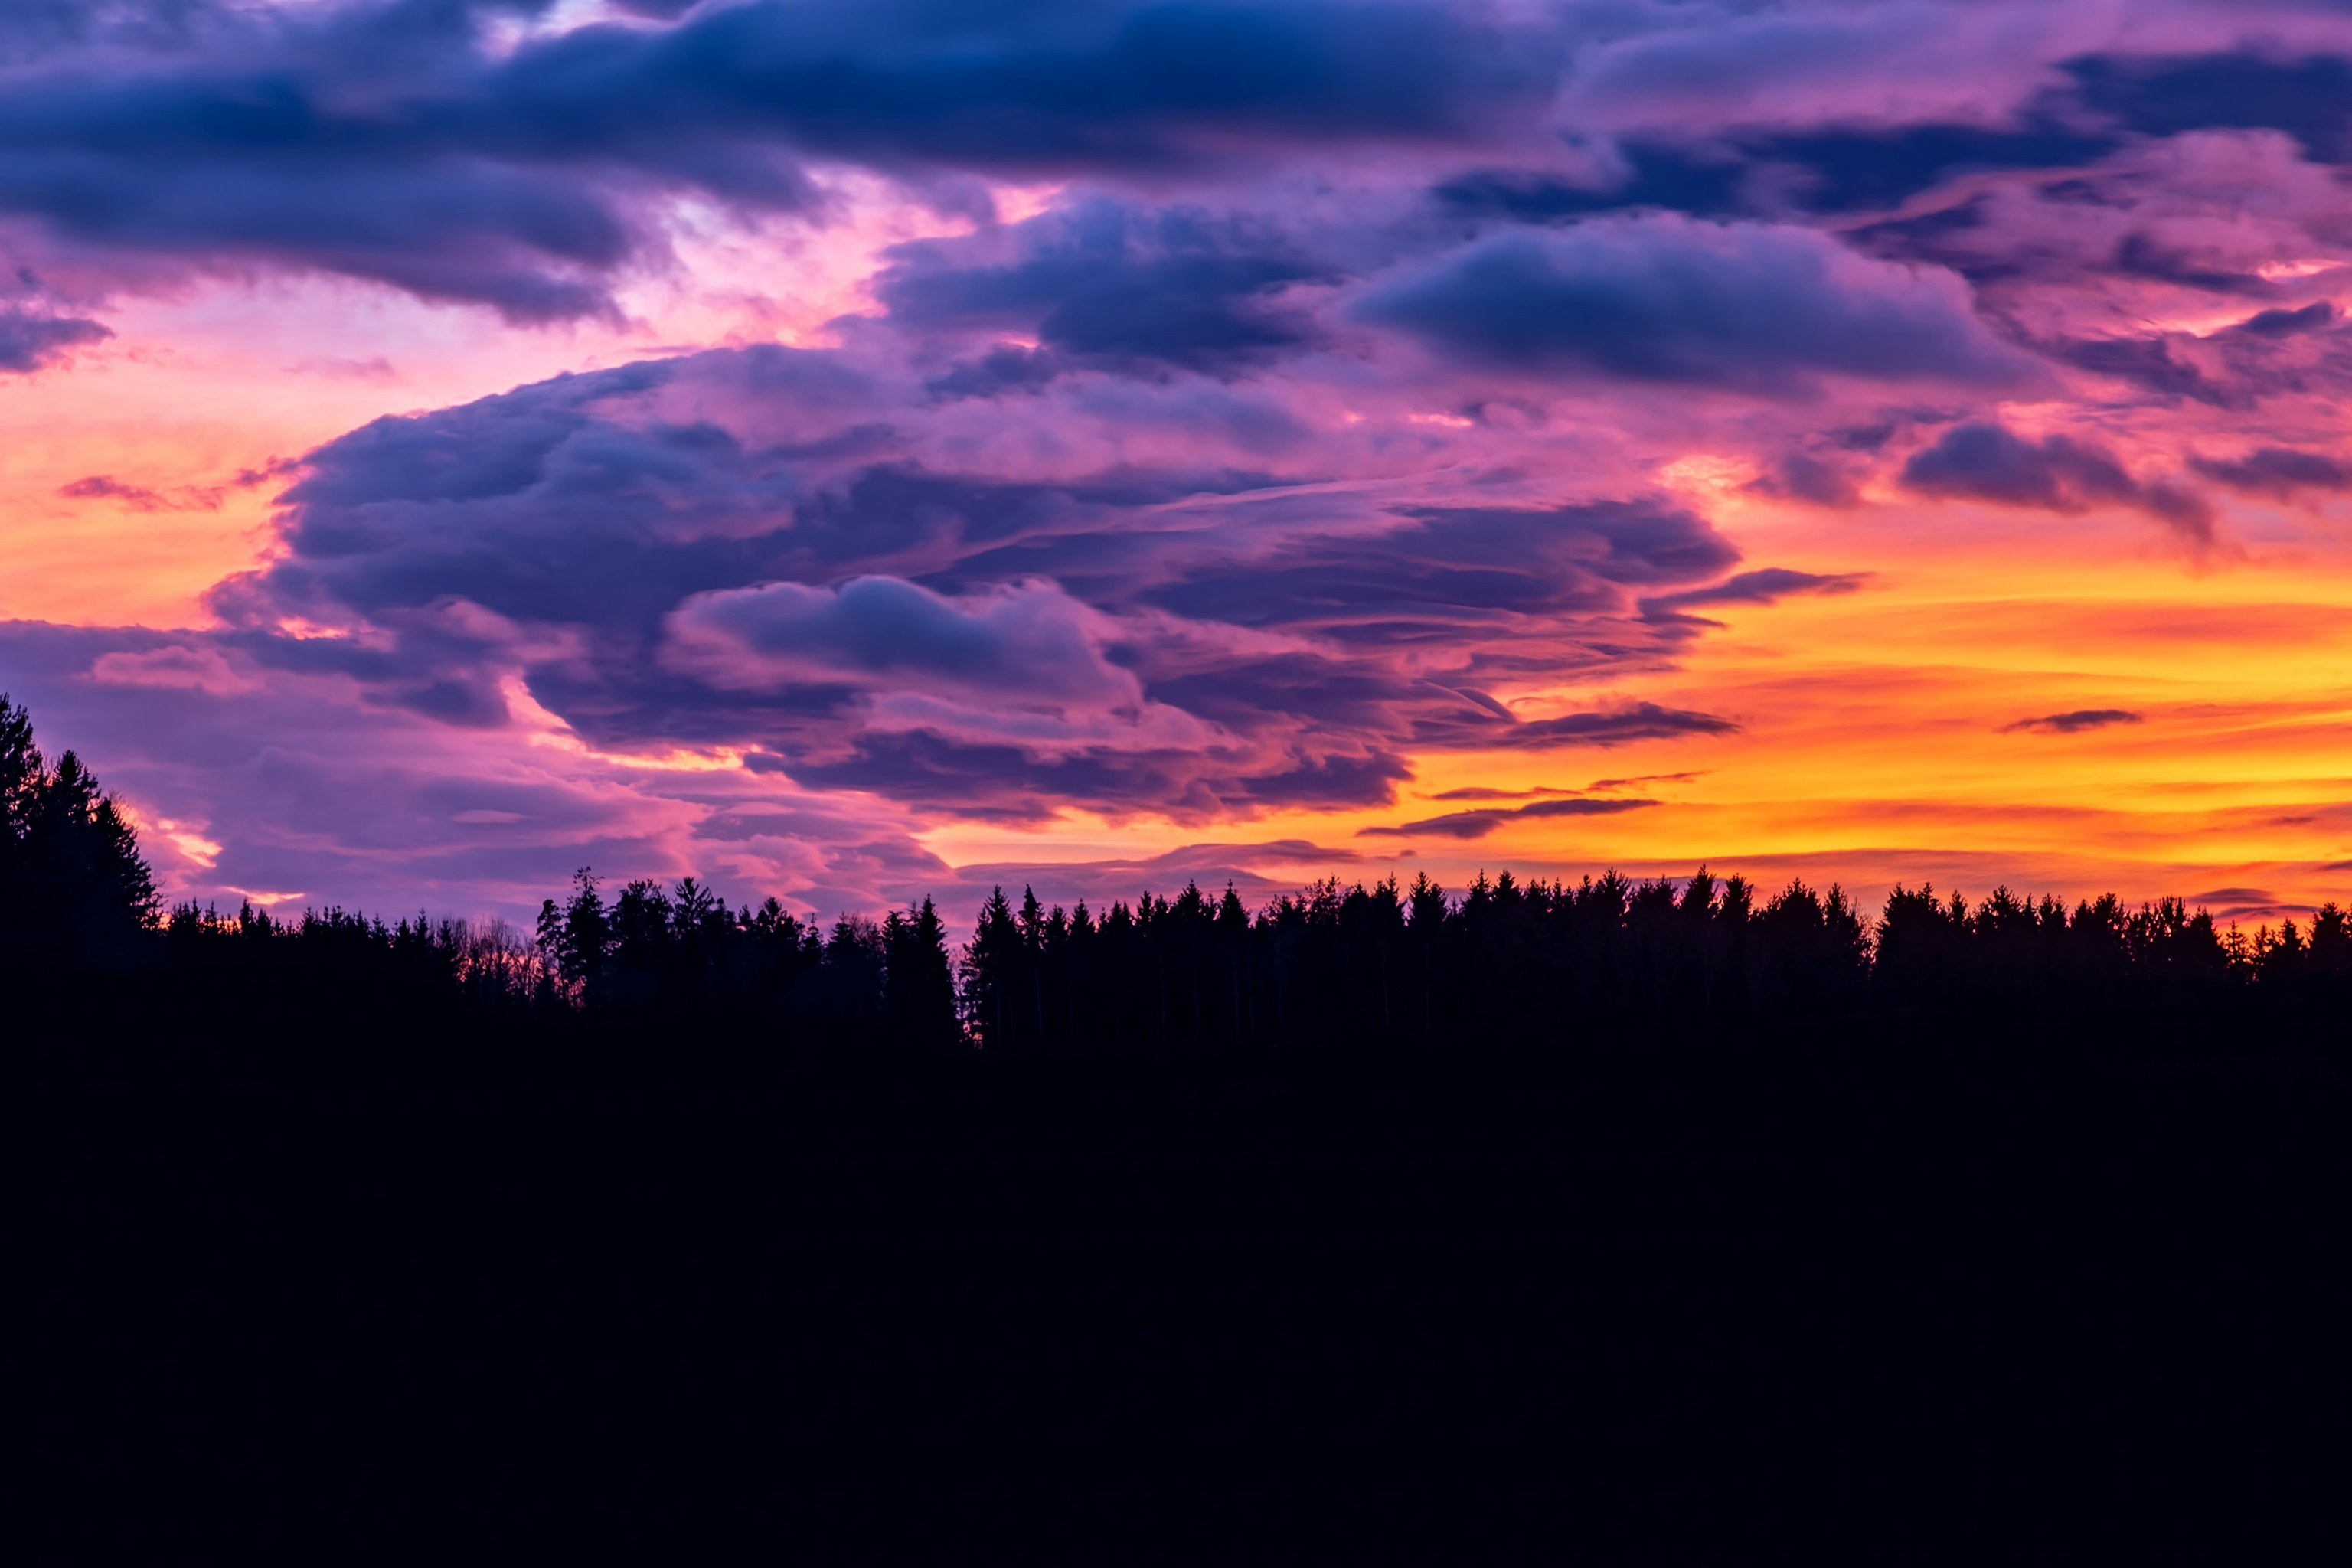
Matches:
[8,694,2347,1047]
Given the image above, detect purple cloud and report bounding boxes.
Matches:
[0,305,108,372]
[175,340,1756,828]
[1356,217,2029,390]
[1903,423,2214,541]
[0,0,1553,319]
[2187,447,2352,501]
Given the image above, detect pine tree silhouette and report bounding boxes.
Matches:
[0,694,158,971]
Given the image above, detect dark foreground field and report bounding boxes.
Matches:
[12,1000,2344,1560]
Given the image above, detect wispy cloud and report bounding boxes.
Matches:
[1998,710,2144,735]
[1360,797,1661,841]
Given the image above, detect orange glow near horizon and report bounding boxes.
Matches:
[918,494,2352,922]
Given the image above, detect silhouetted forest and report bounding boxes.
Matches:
[8,689,2349,1045]
[9,694,2343,1557]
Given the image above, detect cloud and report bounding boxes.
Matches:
[1138,499,1743,648]
[86,645,256,697]
[34,5,2352,923]
[2219,302,2336,339]
[1357,216,2027,390]
[1472,703,1738,752]
[668,576,1132,701]
[876,199,1333,374]
[59,474,222,511]
[923,345,1061,402]
[1753,452,1864,508]
[552,0,1559,172]
[181,340,1756,825]
[1743,122,2119,214]
[1359,795,1659,841]
[0,305,108,372]
[4,616,959,923]
[0,0,1555,319]
[1586,770,1705,791]
[1434,120,2115,227]
[1901,423,2214,541]
[2069,52,2352,166]
[663,574,1218,756]
[1427,786,1577,802]
[1432,145,1750,223]
[1998,710,2144,735]
[2187,447,2352,501]
[2,11,2348,345]
[2186,886,2289,922]
[1638,567,1868,625]
[2048,332,2233,407]
[286,355,403,383]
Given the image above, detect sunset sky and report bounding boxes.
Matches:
[8,0,2352,926]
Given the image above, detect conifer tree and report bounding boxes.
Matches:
[0,695,158,969]
[884,896,957,1046]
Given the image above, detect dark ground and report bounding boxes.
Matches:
[10,1001,2344,1561]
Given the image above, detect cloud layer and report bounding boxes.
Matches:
[13,2,2352,920]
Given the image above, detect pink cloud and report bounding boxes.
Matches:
[87,645,256,696]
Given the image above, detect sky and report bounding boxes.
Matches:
[7,0,2352,928]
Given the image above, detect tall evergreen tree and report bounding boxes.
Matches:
[884,896,958,1047]
[0,695,158,970]
[961,887,1021,1050]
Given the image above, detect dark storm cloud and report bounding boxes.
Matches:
[1901,423,2213,539]
[1356,218,2025,389]
[1998,710,2143,735]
